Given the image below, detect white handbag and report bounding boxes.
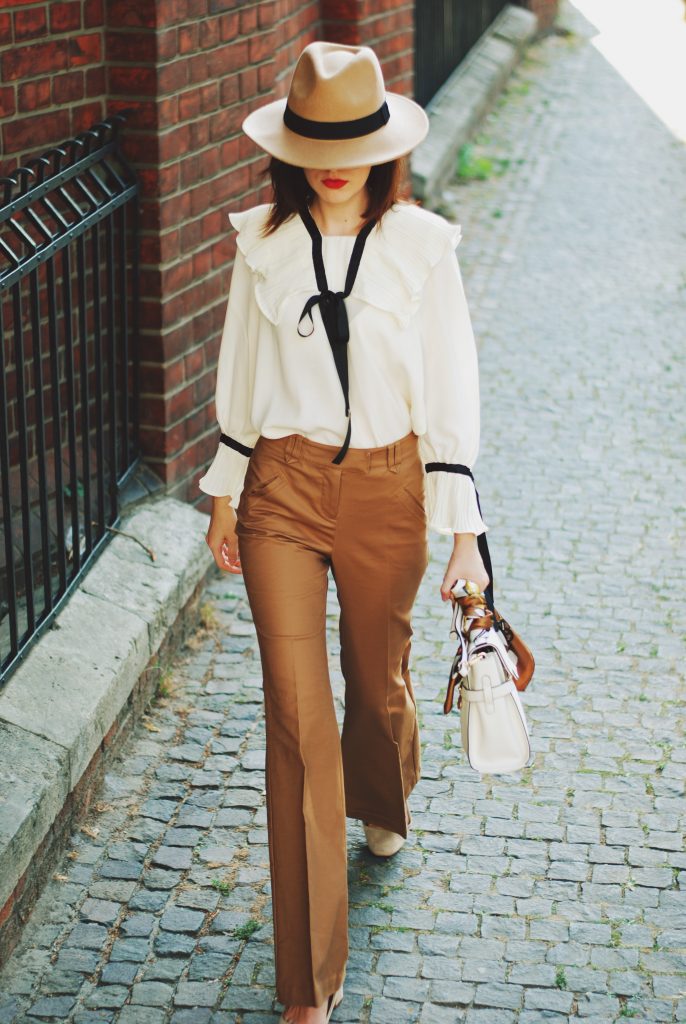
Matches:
[446,580,535,774]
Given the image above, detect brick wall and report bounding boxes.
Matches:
[0,0,415,510]
[321,0,414,92]
[0,0,107,169]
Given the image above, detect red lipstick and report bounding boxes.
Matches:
[322,178,348,189]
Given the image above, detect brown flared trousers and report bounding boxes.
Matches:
[234,429,429,1007]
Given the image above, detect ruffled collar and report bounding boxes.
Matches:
[227,200,462,329]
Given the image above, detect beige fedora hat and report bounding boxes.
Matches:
[241,41,429,169]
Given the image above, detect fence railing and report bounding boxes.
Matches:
[0,112,140,686]
[414,0,512,106]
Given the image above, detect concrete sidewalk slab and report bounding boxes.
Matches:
[0,496,213,920]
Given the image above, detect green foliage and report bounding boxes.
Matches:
[457,145,512,183]
[554,965,567,989]
[211,878,233,895]
[234,919,261,940]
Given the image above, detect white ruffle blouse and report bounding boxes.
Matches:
[198,199,488,536]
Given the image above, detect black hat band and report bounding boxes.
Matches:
[283,100,390,140]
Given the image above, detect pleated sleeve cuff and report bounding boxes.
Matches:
[198,441,251,507]
[424,470,488,536]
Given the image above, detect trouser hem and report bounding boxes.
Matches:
[347,805,414,838]
[276,968,347,1009]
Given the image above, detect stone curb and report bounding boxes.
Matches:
[0,496,213,911]
[410,3,539,205]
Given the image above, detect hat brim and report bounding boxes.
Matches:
[241,92,429,169]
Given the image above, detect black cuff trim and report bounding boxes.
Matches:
[424,462,473,479]
[219,433,253,458]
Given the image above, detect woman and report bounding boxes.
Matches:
[199,41,489,1024]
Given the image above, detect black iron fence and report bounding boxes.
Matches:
[414,0,512,106]
[0,112,140,686]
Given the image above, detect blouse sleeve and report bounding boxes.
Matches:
[417,239,488,537]
[198,245,260,505]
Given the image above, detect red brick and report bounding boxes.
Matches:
[219,135,240,169]
[158,59,188,95]
[14,5,47,41]
[109,65,158,96]
[139,357,185,393]
[179,217,202,253]
[188,179,213,218]
[193,369,216,407]
[51,70,84,104]
[105,0,156,29]
[2,108,70,152]
[209,105,242,143]
[71,102,104,134]
[155,0,189,25]
[157,26,179,61]
[184,347,204,379]
[219,75,240,106]
[198,81,218,113]
[2,40,68,81]
[157,189,192,230]
[249,30,275,64]
[197,17,217,50]
[191,245,213,281]
[138,163,180,198]
[0,86,16,119]
[68,33,102,67]
[321,0,358,17]
[162,255,196,296]
[324,22,360,45]
[178,23,199,55]
[219,11,239,42]
[84,0,104,28]
[139,420,185,458]
[239,66,257,101]
[155,122,193,163]
[0,12,12,45]
[85,65,106,96]
[188,116,211,152]
[258,1,278,28]
[50,2,82,33]
[188,0,208,19]
[106,31,156,63]
[18,77,50,112]
[213,163,250,203]
[107,98,162,132]
[177,87,200,120]
[257,61,275,92]
[239,5,257,34]
[167,383,196,423]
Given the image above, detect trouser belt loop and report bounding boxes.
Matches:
[284,434,302,463]
[387,442,399,473]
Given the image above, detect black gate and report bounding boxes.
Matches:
[415,0,512,107]
[0,112,140,686]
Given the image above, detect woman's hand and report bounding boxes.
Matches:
[206,496,242,574]
[440,532,489,601]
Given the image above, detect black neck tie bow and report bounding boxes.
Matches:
[297,203,377,464]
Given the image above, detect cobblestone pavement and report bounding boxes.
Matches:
[1,3,685,1022]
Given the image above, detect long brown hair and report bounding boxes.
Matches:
[260,156,413,237]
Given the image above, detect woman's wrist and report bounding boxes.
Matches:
[453,531,478,548]
[212,494,233,510]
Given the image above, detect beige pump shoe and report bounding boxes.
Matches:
[278,985,344,1023]
[363,802,411,857]
[363,823,406,856]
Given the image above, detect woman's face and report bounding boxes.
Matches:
[304,165,372,206]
